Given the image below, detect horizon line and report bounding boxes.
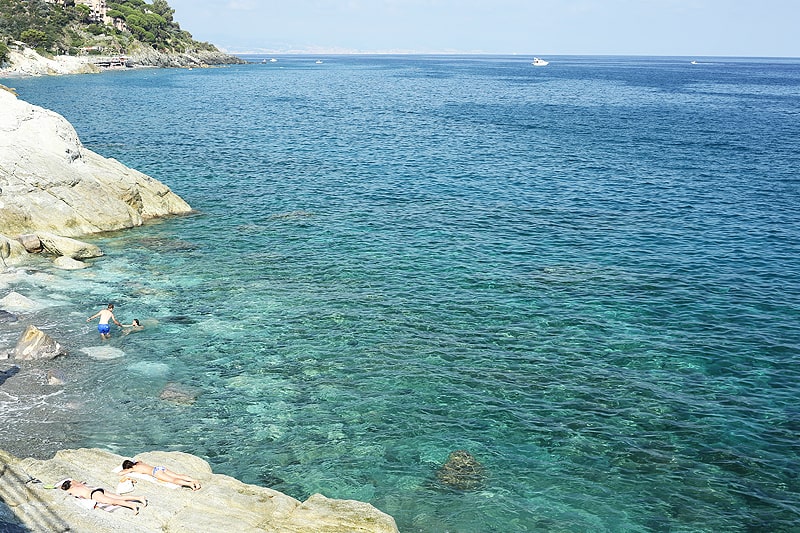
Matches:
[223,50,800,60]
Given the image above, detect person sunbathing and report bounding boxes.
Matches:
[120,459,201,490]
[60,479,146,514]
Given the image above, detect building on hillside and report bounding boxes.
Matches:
[44,0,112,25]
[76,0,112,25]
[46,0,127,30]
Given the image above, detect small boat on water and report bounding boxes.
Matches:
[270,58,278,63]
[315,60,323,64]
[690,60,698,65]
[531,57,549,66]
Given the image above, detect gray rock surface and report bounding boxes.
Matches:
[0,448,398,533]
[15,233,41,253]
[35,232,102,260]
[124,43,246,68]
[12,325,66,361]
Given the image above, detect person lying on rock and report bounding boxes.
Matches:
[120,459,202,490]
[60,478,146,514]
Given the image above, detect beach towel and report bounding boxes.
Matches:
[116,479,135,494]
[72,496,123,512]
[112,465,180,489]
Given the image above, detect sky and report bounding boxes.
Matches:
[166,0,800,57]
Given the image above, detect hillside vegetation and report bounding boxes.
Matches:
[0,0,219,63]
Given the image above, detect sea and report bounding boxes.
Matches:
[2,55,800,532]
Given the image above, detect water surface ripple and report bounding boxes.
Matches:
[2,55,800,532]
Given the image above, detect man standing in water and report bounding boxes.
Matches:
[87,303,122,339]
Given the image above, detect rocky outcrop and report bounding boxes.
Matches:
[0,48,102,77]
[0,448,398,533]
[435,450,486,491]
[124,43,245,68]
[12,325,66,361]
[0,45,243,78]
[0,88,193,239]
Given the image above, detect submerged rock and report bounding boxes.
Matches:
[53,256,89,270]
[159,382,198,405]
[0,291,39,312]
[0,310,18,323]
[47,369,67,386]
[435,450,486,491]
[80,346,125,360]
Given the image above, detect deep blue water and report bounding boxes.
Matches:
[3,55,800,532]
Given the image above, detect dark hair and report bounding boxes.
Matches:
[60,479,71,490]
[107,303,114,309]
[132,319,140,326]
[121,459,137,470]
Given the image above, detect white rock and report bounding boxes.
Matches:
[0,448,399,532]
[0,88,192,238]
[80,346,125,360]
[53,256,90,270]
[37,232,102,260]
[0,291,39,312]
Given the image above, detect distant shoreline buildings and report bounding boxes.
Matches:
[45,0,117,27]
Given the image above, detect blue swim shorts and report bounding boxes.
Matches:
[98,324,110,334]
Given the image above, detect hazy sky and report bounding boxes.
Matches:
[167,0,799,57]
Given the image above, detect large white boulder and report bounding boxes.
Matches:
[0,88,192,238]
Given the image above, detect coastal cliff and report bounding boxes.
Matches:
[0,448,399,532]
[0,85,192,261]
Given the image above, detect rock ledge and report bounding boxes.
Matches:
[0,448,398,533]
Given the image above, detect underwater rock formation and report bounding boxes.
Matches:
[436,450,486,491]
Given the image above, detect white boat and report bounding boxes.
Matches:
[690,60,698,65]
[315,60,323,64]
[270,58,278,63]
[531,57,549,66]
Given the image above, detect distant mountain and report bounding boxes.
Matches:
[0,0,241,65]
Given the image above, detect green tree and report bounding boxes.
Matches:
[85,23,104,35]
[20,28,47,47]
[74,3,91,23]
[151,0,174,22]
[0,41,9,63]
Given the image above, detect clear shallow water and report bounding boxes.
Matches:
[3,55,800,531]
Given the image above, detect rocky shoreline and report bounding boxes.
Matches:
[0,82,398,531]
[0,44,244,78]
[0,448,398,532]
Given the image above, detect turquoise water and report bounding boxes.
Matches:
[3,55,800,531]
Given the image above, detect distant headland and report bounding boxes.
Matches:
[0,0,244,76]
